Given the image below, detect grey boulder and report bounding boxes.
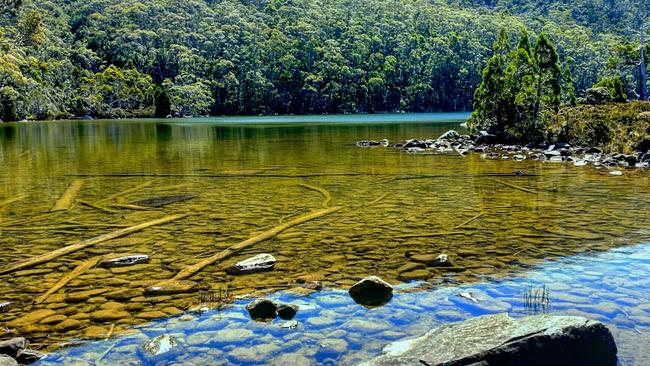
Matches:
[365,313,617,366]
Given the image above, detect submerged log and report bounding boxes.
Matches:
[490,178,538,194]
[132,194,196,208]
[78,200,120,214]
[455,212,485,229]
[51,179,85,211]
[396,231,472,239]
[0,214,189,275]
[298,183,332,208]
[149,206,342,292]
[35,256,103,304]
[0,193,28,209]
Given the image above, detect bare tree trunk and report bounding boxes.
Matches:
[640,27,648,101]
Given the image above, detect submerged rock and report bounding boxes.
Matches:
[142,334,180,359]
[366,313,617,366]
[227,253,276,274]
[246,298,278,320]
[348,276,393,307]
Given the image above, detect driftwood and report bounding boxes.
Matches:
[396,231,472,239]
[35,256,103,304]
[0,224,130,231]
[298,183,332,208]
[150,206,342,290]
[108,203,158,211]
[0,214,189,275]
[0,193,28,209]
[105,324,115,340]
[489,178,538,194]
[368,192,389,206]
[51,180,85,211]
[455,212,485,229]
[97,180,156,204]
[78,200,120,214]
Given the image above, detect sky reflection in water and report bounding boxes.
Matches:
[39,241,650,366]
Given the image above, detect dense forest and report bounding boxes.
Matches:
[0,0,648,120]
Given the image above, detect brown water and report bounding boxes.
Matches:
[0,114,648,352]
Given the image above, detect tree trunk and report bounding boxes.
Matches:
[640,28,648,101]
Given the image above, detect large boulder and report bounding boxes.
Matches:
[365,313,617,366]
[348,276,393,307]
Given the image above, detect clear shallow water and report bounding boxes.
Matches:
[0,113,648,362]
[37,242,650,366]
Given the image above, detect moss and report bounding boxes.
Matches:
[546,101,650,154]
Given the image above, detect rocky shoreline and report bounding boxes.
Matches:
[356,129,650,171]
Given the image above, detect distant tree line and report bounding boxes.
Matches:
[0,0,648,121]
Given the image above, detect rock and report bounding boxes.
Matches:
[397,262,426,274]
[475,134,497,144]
[0,337,27,358]
[53,319,82,331]
[348,276,393,307]
[280,320,299,329]
[0,355,17,366]
[356,140,381,147]
[227,253,276,274]
[100,254,150,268]
[146,280,198,294]
[246,298,278,320]
[90,309,131,322]
[365,313,617,366]
[15,349,45,365]
[142,334,180,358]
[0,302,13,312]
[609,170,623,176]
[512,154,526,161]
[7,309,57,328]
[277,304,298,320]
[438,130,460,141]
[132,194,196,208]
[410,254,451,267]
[397,269,430,281]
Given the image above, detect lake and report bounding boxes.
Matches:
[0,113,648,365]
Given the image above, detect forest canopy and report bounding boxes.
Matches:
[0,0,648,120]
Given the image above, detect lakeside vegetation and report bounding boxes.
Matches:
[0,0,648,121]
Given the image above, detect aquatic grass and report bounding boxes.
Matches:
[523,283,550,314]
[194,284,234,310]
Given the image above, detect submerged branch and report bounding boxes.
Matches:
[298,183,332,208]
[0,214,189,275]
[35,256,103,304]
[51,179,84,211]
[489,178,539,194]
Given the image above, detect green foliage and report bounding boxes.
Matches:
[0,0,643,119]
[469,30,569,142]
[594,76,627,103]
[548,101,650,153]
